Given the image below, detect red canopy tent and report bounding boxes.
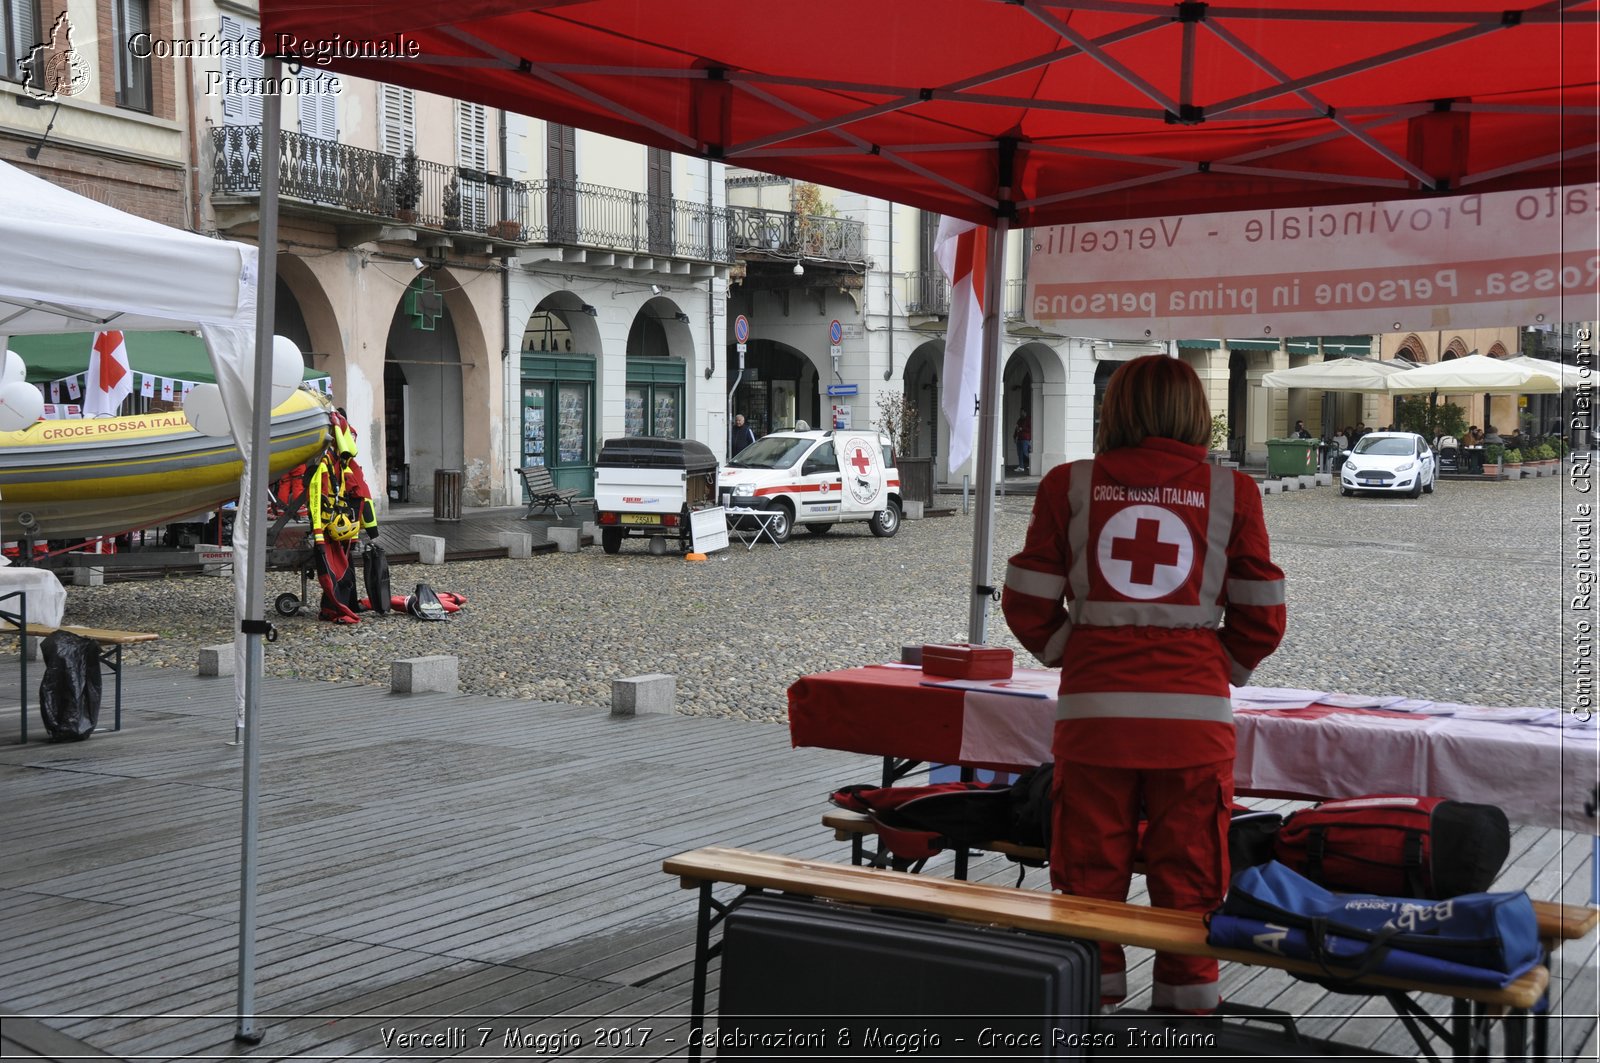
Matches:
[227,0,1594,1040]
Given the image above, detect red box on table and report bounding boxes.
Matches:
[920,643,1014,680]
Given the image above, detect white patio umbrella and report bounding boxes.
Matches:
[1261,357,1409,393]
[1384,354,1563,395]
[1505,355,1584,390]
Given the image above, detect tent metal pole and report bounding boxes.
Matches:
[966,212,1010,643]
[233,54,280,1047]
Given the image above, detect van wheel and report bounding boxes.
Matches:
[768,503,793,544]
[870,500,902,538]
[601,528,623,554]
[806,523,833,536]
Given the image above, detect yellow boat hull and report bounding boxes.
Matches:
[0,389,331,541]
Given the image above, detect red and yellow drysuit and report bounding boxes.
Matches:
[1001,437,1286,1011]
[308,412,378,622]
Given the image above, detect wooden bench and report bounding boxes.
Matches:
[2,592,158,743]
[665,845,1592,1063]
[518,465,580,516]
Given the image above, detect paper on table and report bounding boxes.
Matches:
[922,670,1059,699]
[1317,693,1408,709]
[1231,685,1328,704]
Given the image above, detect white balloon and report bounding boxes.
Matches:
[0,379,43,431]
[2,350,26,387]
[271,335,304,407]
[184,383,232,438]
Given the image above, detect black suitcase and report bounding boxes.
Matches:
[717,893,1099,1059]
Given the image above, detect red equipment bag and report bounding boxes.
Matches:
[1272,794,1510,900]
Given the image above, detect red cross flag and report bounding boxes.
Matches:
[934,216,988,473]
[84,330,132,417]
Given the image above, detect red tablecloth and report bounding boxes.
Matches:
[788,665,1596,832]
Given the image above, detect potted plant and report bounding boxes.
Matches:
[1502,447,1523,478]
[1208,413,1231,464]
[1482,442,1502,478]
[442,177,462,231]
[392,148,422,223]
[1536,442,1557,473]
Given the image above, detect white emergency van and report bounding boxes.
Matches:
[718,429,901,544]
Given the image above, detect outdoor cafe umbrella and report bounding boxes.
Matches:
[1261,357,1410,394]
[1505,354,1584,390]
[1383,353,1564,395]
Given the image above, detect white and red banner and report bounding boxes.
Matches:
[84,329,132,416]
[934,216,989,473]
[1027,184,1599,338]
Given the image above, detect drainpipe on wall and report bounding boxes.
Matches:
[705,157,716,381]
[181,0,201,232]
[501,108,514,501]
[884,200,893,382]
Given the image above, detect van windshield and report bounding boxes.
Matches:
[726,436,813,470]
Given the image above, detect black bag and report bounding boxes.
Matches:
[407,583,450,621]
[39,630,102,741]
[363,544,391,614]
[1273,795,1510,899]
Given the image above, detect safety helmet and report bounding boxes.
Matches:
[327,510,361,542]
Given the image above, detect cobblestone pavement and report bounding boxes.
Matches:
[60,472,1579,722]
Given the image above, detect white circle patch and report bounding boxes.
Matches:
[1095,504,1195,600]
[839,435,882,507]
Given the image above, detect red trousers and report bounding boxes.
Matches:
[1052,759,1233,1011]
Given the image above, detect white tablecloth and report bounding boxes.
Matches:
[0,566,66,628]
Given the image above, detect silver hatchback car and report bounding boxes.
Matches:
[1339,431,1437,498]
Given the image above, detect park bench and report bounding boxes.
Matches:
[665,845,1595,1063]
[2,591,158,743]
[518,465,580,516]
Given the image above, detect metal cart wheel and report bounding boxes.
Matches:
[274,592,302,617]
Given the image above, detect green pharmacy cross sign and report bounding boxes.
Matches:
[406,277,445,331]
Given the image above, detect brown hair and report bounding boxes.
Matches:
[1095,355,1211,452]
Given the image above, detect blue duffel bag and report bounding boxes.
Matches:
[1207,860,1540,989]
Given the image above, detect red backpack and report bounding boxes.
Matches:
[1272,794,1510,899]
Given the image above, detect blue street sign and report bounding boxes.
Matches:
[734,315,750,344]
[826,383,858,396]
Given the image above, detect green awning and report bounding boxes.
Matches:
[11,331,330,386]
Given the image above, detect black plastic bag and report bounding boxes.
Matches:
[364,544,391,615]
[407,583,449,621]
[39,630,101,741]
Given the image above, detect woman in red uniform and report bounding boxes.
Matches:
[1001,355,1285,1012]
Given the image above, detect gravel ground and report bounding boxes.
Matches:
[59,471,1578,722]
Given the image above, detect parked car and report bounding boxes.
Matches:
[593,437,719,554]
[718,429,901,543]
[1339,431,1436,498]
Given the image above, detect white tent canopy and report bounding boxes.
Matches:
[1260,357,1409,394]
[1384,353,1564,396]
[0,156,264,712]
[1505,355,1585,390]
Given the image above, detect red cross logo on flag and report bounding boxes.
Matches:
[84,330,131,417]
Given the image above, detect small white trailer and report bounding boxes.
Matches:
[592,437,720,554]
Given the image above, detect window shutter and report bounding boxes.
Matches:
[220,16,262,125]
[6,0,38,81]
[297,73,336,139]
[379,84,414,156]
[455,101,489,228]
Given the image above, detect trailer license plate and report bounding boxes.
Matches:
[621,514,656,525]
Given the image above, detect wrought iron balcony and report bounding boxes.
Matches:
[906,268,949,315]
[212,128,732,261]
[726,205,865,265]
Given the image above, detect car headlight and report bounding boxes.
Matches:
[1396,461,1414,472]
[736,482,756,497]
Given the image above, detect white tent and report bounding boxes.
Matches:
[1260,357,1410,394]
[0,158,266,703]
[1384,353,1564,395]
[1505,355,1585,390]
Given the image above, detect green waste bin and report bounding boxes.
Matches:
[1265,438,1318,477]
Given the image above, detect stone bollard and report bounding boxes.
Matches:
[392,655,459,694]
[547,527,581,553]
[582,521,599,541]
[1261,481,1279,495]
[611,673,675,716]
[409,534,446,565]
[71,566,105,587]
[499,531,534,559]
[198,644,234,677]
[1314,473,1333,487]
[900,643,924,666]
[1297,475,1316,490]
[902,500,925,521]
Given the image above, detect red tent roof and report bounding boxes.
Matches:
[261,1,1597,226]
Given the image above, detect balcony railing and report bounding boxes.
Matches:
[1005,278,1027,321]
[212,128,732,260]
[906,268,949,314]
[726,205,865,264]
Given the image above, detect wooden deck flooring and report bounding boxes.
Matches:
[1,658,1595,1061]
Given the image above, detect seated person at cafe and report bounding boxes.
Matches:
[1462,425,1482,446]
[1505,427,1526,449]
[1481,424,1504,445]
